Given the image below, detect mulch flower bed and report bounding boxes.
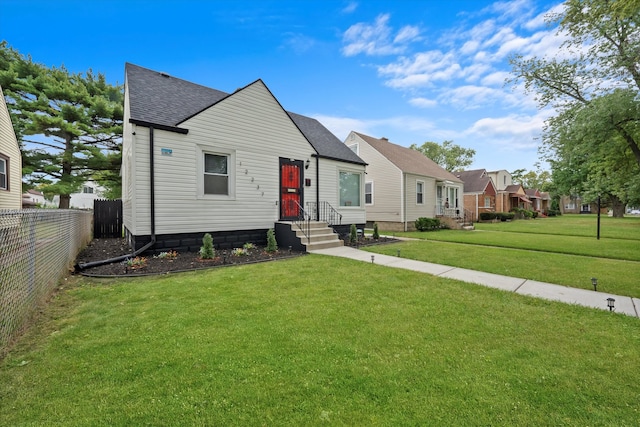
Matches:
[75,238,303,277]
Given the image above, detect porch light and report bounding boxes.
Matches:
[591,277,598,292]
[607,297,615,311]
[305,159,310,169]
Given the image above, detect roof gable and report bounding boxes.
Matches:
[124,63,365,165]
[354,132,462,182]
[455,169,496,194]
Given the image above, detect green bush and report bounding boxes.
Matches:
[479,212,497,221]
[266,228,278,252]
[199,233,215,259]
[372,222,380,240]
[349,224,357,244]
[415,217,441,231]
[498,212,515,221]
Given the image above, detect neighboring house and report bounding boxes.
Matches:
[52,180,105,209]
[539,191,551,213]
[0,85,22,210]
[525,188,542,212]
[486,169,512,191]
[560,195,597,214]
[344,132,464,231]
[503,184,532,211]
[22,189,46,207]
[454,169,497,221]
[122,63,367,252]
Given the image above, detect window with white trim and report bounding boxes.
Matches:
[204,153,229,195]
[82,185,94,194]
[0,155,7,191]
[365,181,373,205]
[484,196,491,207]
[348,144,359,155]
[416,181,424,204]
[339,171,361,207]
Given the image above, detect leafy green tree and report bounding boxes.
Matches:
[509,0,640,168]
[409,140,475,172]
[511,165,552,190]
[0,42,123,208]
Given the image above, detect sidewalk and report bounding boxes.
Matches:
[309,246,640,318]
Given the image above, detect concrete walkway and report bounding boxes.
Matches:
[309,246,640,318]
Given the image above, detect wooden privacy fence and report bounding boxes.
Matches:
[93,199,122,238]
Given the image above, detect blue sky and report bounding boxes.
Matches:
[2,0,562,172]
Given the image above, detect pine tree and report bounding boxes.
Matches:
[0,42,123,207]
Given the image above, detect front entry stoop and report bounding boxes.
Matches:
[276,221,344,252]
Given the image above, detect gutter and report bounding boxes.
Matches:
[76,126,157,271]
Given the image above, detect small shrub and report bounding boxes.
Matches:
[349,224,357,243]
[243,242,256,250]
[372,223,380,240]
[232,247,248,256]
[415,217,441,231]
[266,229,278,252]
[532,211,539,219]
[125,256,147,269]
[200,233,215,259]
[154,250,178,260]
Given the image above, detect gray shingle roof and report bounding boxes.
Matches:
[354,132,462,182]
[125,63,365,165]
[454,169,495,193]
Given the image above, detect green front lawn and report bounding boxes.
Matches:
[2,256,639,425]
[372,215,640,298]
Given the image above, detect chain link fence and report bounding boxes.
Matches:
[1,209,92,356]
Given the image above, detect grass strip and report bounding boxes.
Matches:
[1,256,639,426]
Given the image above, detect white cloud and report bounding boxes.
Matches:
[409,97,437,108]
[341,14,421,57]
[281,33,316,54]
[464,111,550,149]
[481,70,511,86]
[313,114,436,140]
[342,1,358,14]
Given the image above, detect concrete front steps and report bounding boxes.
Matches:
[276,221,344,251]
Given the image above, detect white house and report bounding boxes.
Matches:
[122,63,367,252]
[345,132,464,231]
[0,85,22,210]
[52,180,105,209]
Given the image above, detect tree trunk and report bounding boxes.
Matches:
[610,195,625,218]
[58,194,70,209]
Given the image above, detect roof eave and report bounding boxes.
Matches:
[129,119,189,134]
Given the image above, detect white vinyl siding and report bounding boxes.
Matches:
[349,133,403,223]
[0,85,22,209]
[127,81,328,235]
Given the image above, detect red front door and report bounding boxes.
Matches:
[280,158,303,220]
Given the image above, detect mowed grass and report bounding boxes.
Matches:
[370,215,640,298]
[1,256,639,426]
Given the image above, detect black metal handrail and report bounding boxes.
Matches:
[307,201,342,225]
[292,200,312,244]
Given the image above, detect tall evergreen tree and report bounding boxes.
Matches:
[0,42,123,208]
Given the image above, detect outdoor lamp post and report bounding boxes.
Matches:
[607,297,615,312]
[591,277,598,292]
[371,255,375,264]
